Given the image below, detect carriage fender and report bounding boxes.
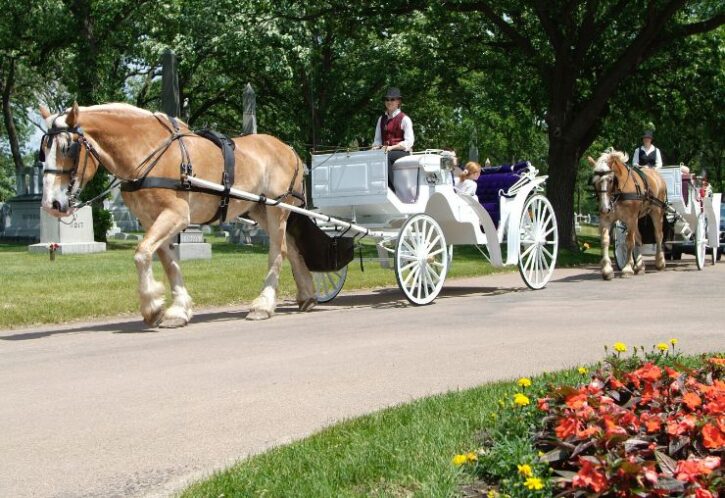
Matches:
[504,176,548,266]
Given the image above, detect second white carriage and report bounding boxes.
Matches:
[310,149,559,304]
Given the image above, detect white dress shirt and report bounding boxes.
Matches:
[455,178,478,196]
[632,145,663,169]
[372,109,414,151]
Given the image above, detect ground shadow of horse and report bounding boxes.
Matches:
[0,284,527,341]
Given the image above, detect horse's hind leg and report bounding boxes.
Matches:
[247,206,287,320]
[135,210,189,327]
[156,243,193,328]
[286,234,317,312]
[653,210,666,271]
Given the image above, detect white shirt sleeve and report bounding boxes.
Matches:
[655,148,663,168]
[632,148,640,166]
[372,116,382,147]
[400,116,414,151]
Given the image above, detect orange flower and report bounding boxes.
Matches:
[555,417,581,439]
[707,357,725,366]
[695,489,714,498]
[608,376,624,389]
[640,412,663,433]
[682,392,702,410]
[702,422,725,449]
[565,393,588,410]
[576,425,600,438]
[572,459,608,493]
[537,397,550,411]
[675,457,720,482]
[664,366,680,379]
[666,414,697,436]
[603,416,628,439]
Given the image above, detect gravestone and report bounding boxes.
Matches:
[28,206,106,254]
[0,164,43,242]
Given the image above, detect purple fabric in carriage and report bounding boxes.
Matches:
[474,161,530,227]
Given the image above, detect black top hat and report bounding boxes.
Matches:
[642,130,654,139]
[384,87,402,99]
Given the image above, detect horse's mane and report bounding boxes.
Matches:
[595,149,629,171]
[78,103,154,117]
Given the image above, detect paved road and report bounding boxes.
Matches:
[1,261,724,498]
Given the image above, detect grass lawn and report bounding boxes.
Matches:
[180,351,713,498]
[0,230,601,329]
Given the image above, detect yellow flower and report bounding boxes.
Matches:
[466,452,478,462]
[657,342,669,351]
[452,454,468,466]
[513,393,530,407]
[524,477,544,490]
[670,338,679,345]
[578,367,588,375]
[583,242,590,250]
[518,377,532,388]
[613,342,627,353]
[486,491,498,498]
[517,464,533,477]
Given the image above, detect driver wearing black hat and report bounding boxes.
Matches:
[632,130,663,169]
[372,87,415,191]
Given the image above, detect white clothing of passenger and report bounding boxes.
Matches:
[455,178,478,196]
[372,109,415,151]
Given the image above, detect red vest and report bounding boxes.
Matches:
[380,112,406,146]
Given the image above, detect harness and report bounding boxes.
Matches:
[41,112,305,223]
[593,164,668,211]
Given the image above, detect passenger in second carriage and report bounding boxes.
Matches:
[454,161,481,196]
[371,87,415,191]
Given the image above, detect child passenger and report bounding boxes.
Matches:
[455,161,481,196]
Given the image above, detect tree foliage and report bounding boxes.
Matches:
[0,0,722,246]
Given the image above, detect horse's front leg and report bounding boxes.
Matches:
[156,243,193,328]
[599,219,614,280]
[286,232,317,312]
[247,207,287,320]
[135,210,189,327]
[620,221,636,278]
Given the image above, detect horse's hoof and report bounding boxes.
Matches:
[298,298,317,312]
[159,316,188,328]
[143,308,165,328]
[621,271,633,279]
[602,272,614,281]
[246,309,273,321]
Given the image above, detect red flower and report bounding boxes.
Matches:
[556,417,581,439]
[572,459,608,493]
[666,414,697,436]
[664,366,680,379]
[632,362,662,383]
[702,422,725,449]
[675,457,720,482]
[682,392,703,410]
[537,397,550,411]
[576,425,600,438]
[707,357,725,367]
[603,416,628,439]
[695,489,714,498]
[609,376,624,389]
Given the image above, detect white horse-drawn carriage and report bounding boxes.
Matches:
[612,164,722,270]
[306,149,559,304]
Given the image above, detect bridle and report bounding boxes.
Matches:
[39,111,194,209]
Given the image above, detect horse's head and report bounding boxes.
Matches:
[588,149,630,214]
[39,103,101,217]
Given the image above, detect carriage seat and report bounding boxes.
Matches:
[475,161,530,226]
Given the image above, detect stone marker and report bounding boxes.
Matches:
[28,206,106,254]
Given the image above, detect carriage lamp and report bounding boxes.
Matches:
[440,151,456,171]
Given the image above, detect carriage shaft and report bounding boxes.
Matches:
[184,176,389,239]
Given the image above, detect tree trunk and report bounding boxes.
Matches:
[0,59,25,175]
[546,136,581,251]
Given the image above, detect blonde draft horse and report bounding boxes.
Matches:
[588,150,667,280]
[40,103,317,327]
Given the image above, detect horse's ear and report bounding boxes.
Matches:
[587,156,596,167]
[66,101,80,127]
[40,106,51,120]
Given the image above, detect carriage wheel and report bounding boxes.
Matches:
[695,213,706,270]
[518,194,558,290]
[611,221,642,271]
[313,266,348,303]
[394,214,448,305]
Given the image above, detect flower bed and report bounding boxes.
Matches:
[454,343,724,497]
